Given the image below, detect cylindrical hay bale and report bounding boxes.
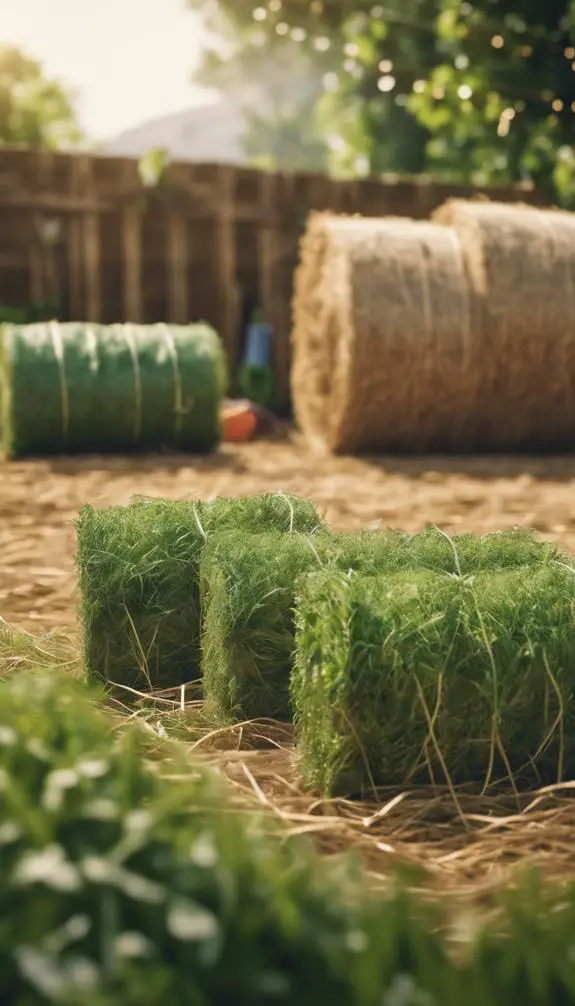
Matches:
[291,212,478,454]
[1,321,227,457]
[433,199,575,450]
[293,565,575,796]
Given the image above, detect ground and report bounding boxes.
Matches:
[1,431,574,632]
[2,432,575,912]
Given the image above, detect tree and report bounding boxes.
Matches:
[0,46,82,149]
[188,1,334,171]
[408,0,575,201]
[189,0,436,176]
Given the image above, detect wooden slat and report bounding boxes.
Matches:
[215,164,239,380]
[166,211,188,324]
[27,239,45,304]
[257,170,290,407]
[83,210,101,322]
[122,207,142,322]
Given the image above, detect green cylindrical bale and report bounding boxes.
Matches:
[1,320,226,457]
[76,493,324,694]
[200,528,564,724]
[293,566,575,796]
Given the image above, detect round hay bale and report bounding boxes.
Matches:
[1,320,226,457]
[291,212,479,454]
[433,199,575,451]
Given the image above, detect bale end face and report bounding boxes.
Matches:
[293,565,575,797]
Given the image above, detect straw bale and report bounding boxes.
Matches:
[76,493,324,694]
[433,199,575,450]
[200,527,562,724]
[293,565,575,797]
[1,320,226,457]
[291,212,478,454]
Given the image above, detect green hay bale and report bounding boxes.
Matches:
[1,320,226,457]
[292,565,575,796]
[201,530,411,723]
[76,493,324,694]
[0,670,455,1006]
[200,527,564,724]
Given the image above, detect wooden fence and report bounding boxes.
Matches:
[0,147,548,407]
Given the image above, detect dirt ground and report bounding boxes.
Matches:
[2,430,575,634]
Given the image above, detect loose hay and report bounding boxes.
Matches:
[433,199,575,451]
[290,212,478,454]
[76,493,324,694]
[1,320,226,457]
[292,565,575,797]
[200,527,562,724]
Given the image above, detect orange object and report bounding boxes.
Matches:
[222,401,258,442]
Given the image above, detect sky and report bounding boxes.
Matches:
[0,0,214,141]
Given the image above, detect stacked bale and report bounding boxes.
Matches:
[292,204,575,454]
[1,320,226,457]
[291,212,478,454]
[293,565,575,796]
[76,493,324,694]
[433,200,575,451]
[200,527,561,723]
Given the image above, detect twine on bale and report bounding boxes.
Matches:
[158,322,185,438]
[291,212,480,455]
[122,322,143,445]
[433,199,575,451]
[1,321,225,457]
[48,319,70,438]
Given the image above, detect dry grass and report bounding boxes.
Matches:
[433,199,575,451]
[109,679,575,924]
[291,212,477,454]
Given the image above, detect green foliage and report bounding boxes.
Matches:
[0,670,455,1006]
[1,322,226,458]
[189,1,575,200]
[200,527,559,724]
[293,563,575,796]
[76,494,324,695]
[0,46,82,148]
[408,0,575,200]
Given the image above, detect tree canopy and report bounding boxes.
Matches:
[0,46,82,149]
[189,0,575,201]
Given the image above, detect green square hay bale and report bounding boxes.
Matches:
[292,565,575,796]
[1,321,226,457]
[200,527,564,724]
[76,493,324,694]
[201,529,414,723]
[407,526,561,571]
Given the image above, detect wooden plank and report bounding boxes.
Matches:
[27,238,45,304]
[166,211,188,324]
[67,156,88,319]
[122,207,143,322]
[214,164,239,381]
[83,209,101,322]
[257,170,292,409]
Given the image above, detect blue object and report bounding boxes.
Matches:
[243,321,272,368]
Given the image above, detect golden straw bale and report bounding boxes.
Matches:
[291,211,479,454]
[433,199,575,451]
